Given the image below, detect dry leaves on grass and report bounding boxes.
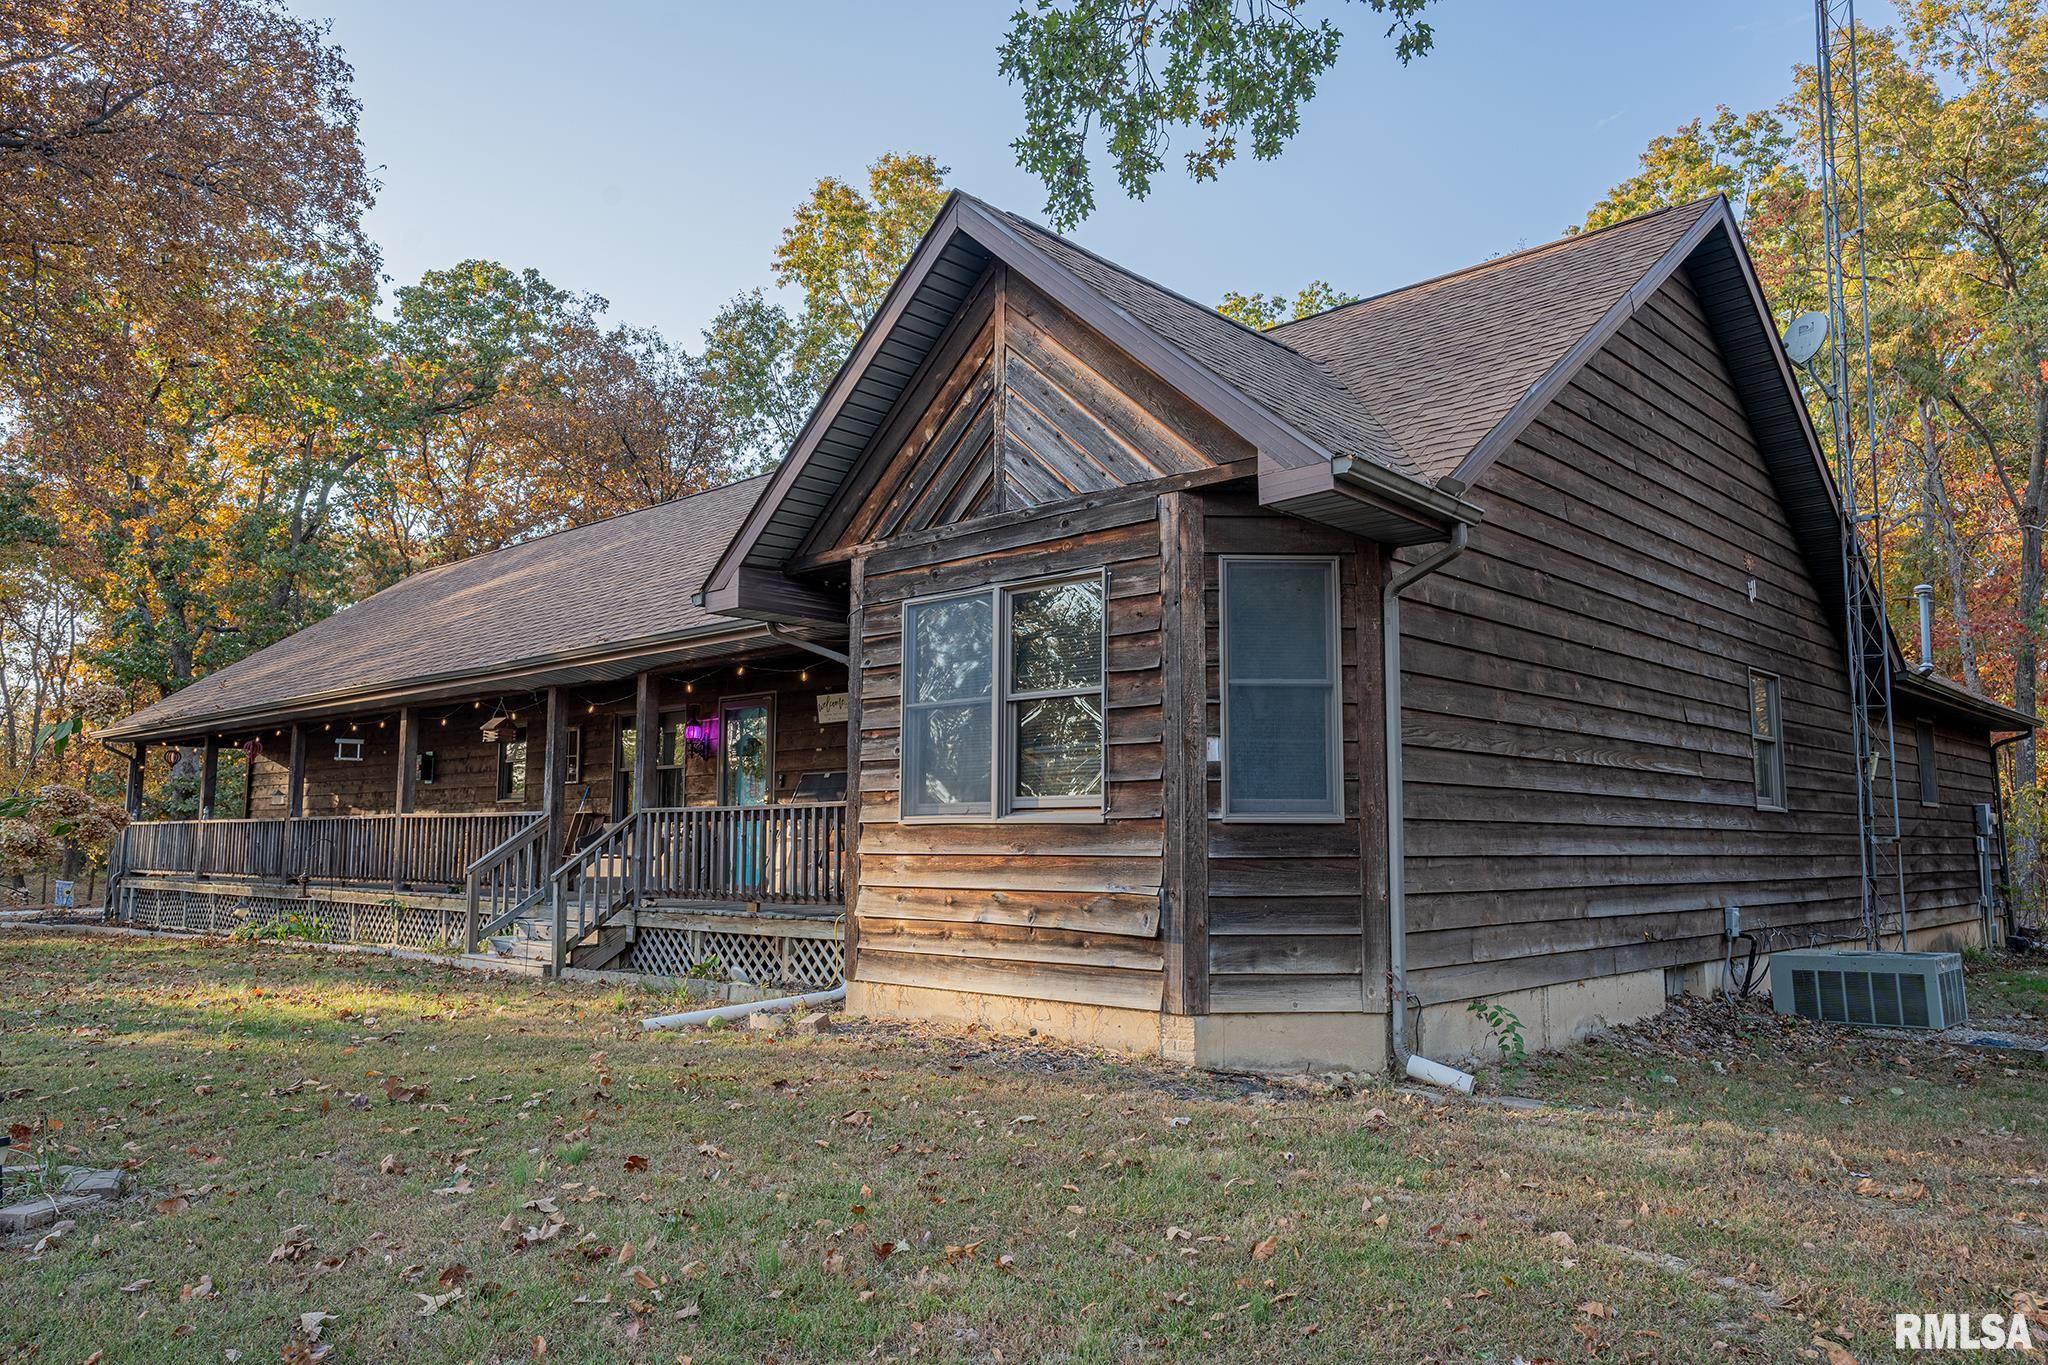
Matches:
[378,1154,405,1176]
[381,1076,428,1105]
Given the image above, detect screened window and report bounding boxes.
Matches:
[900,575,1103,819]
[1916,720,1939,806]
[1749,672,1785,811]
[1221,558,1341,819]
[496,727,528,803]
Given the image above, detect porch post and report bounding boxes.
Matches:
[124,743,146,819]
[394,706,419,814]
[541,686,568,861]
[286,724,307,819]
[633,671,658,812]
[198,735,220,821]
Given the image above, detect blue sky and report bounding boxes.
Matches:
[296,1,1836,343]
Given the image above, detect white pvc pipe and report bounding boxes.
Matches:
[1404,1053,1476,1094]
[641,985,844,1032]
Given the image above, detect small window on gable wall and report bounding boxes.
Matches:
[1749,671,1785,811]
[1916,720,1939,806]
[1220,557,1342,819]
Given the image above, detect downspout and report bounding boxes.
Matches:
[1384,524,1472,1090]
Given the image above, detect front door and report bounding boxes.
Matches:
[720,698,771,894]
[720,699,772,806]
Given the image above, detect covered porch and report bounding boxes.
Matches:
[107,637,851,983]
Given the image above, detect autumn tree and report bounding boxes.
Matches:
[703,152,952,468]
[0,0,375,701]
[1217,280,1359,329]
[999,0,1439,227]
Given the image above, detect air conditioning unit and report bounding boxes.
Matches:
[1769,949,1967,1030]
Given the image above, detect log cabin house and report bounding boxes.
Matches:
[101,193,2031,1072]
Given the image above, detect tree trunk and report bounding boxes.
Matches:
[1916,398,1982,688]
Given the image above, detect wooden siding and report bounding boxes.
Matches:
[1397,270,1999,1003]
[1197,492,1384,1014]
[851,499,1168,1012]
[810,267,1253,564]
[999,274,1246,510]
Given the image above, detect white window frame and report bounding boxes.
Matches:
[334,736,365,763]
[1749,670,1786,812]
[563,725,582,785]
[1218,555,1344,822]
[899,570,1107,824]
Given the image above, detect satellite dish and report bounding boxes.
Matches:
[1783,310,1829,366]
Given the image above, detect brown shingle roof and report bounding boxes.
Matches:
[103,476,769,739]
[1270,198,1717,484]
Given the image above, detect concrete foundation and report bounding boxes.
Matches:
[849,911,1994,1075]
[849,981,1392,1073]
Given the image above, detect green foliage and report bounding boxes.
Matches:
[229,912,333,945]
[703,153,951,469]
[1216,279,1360,329]
[1579,106,1800,234]
[999,0,1439,227]
[1464,997,1527,1071]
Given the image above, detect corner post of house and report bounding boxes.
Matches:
[1354,544,1392,1016]
[1157,491,1209,1016]
[541,686,568,863]
[198,735,220,821]
[842,557,866,985]
[633,671,658,812]
[124,743,147,819]
[286,724,307,820]
[394,706,419,814]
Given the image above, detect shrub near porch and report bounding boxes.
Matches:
[1,933,2041,1363]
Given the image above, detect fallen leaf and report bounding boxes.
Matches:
[1250,1235,1279,1262]
[299,1310,335,1340]
[118,1279,153,1294]
[416,1287,463,1317]
[153,1195,190,1216]
[379,1154,405,1176]
[623,1154,649,1173]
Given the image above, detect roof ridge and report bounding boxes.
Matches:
[970,195,1315,361]
[968,195,1418,475]
[1271,194,1723,334]
[401,471,770,577]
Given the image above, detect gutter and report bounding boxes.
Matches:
[1382,523,1473,1091]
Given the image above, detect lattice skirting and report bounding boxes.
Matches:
[626,923,842,990]
[115,879,466,952]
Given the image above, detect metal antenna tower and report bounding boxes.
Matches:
[1812,0,1908,949]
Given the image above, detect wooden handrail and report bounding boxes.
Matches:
[463,816,551,953]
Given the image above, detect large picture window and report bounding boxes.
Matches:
[1221,557,1341,819]
[901,574,1104,819]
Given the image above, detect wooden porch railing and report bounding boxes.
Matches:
[545,802,849,973]
[638,804,847,905]
[463,817,553,953]
[111,812,544,891]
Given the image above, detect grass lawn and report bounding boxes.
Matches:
[1,931,2042,1363]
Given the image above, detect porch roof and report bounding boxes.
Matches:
[103,477,778,742]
